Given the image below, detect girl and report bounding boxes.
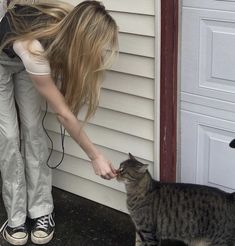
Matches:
[0,0,118,245]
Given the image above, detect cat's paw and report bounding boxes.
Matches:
[135,233,142,246]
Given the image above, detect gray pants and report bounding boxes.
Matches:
[0,52,53,227]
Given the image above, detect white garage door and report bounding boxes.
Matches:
[180,0,235,192]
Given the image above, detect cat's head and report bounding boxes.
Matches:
[116,153,148,185]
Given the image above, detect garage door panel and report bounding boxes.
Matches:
[207,132,235,190]
[181,8,235,104]
[183,0,235,11]
[181,109,235,192]
[200,20,235,93]
[181,0,235,192]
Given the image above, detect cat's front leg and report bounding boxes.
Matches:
[135,232,142,246]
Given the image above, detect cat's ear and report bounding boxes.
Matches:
[129,153,136,160]
[139,164,149,173]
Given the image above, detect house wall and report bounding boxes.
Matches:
[43,0,159,213]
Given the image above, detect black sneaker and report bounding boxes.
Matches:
[31,213,55,245]
[0,220,28,245]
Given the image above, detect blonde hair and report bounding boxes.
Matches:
[8,0,38,6]
[3,0,119,120]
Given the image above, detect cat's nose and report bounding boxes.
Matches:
[229,139,235,148]
[117,167,124,174]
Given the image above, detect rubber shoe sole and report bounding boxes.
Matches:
[4,230,28,245]
[31,230,54,245]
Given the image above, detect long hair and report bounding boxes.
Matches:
[3,0,119,121]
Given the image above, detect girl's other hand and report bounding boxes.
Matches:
[91,154,117,180]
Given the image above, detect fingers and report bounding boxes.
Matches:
[110,164,117,174]
[91,156,117,180]
[100,165,117,180]
[100,171,116,180]
[101,175,110,180]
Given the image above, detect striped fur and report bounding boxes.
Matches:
[117,154,235,246]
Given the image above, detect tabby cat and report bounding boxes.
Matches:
[117,153,235,246]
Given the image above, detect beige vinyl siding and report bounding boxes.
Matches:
[46,0,159,213]
[118,33,155,58]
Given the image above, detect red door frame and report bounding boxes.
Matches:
[160,0,179,182]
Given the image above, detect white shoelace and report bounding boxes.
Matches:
[35,214,55,230]
[0,220,8,234]
[0,220,8,241]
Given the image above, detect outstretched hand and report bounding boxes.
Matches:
[91,154,117,180]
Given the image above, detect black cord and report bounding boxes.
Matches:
[42,102,65,169]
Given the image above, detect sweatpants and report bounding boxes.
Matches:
[0,52,54,227]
